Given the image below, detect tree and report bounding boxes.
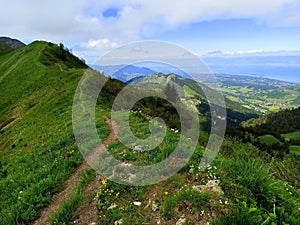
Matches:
[59,43,67,60]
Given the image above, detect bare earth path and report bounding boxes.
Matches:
[32,115,117,225]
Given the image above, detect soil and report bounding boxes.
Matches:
[32,115,117,225]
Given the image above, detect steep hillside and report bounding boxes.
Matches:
[128,73,258,128]
[243,107,300,134]
[0,43,13,55]
[0,40,95,224]
[227,107,300,187]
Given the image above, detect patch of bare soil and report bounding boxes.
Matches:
[72,116,117,225]
[32,115,116,225]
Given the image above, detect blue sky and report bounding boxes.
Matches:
[154,19,300,53]
[1,0,300,62]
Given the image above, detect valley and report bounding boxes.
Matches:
[216,74,300,114]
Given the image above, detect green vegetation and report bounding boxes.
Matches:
[183,84,198,97]
[258,135,280,145]
[228,107,300,158]
[1,39,300,225]
[162,188,210,218]
[107,112,181,166]
[92,115,300,224]
[290,145,300,155]
[219,74,300,113]
[50,169,96,224]
[244,107,300,133]
[0,41,106,224]
[214,139,300,225]
[93,106,300,224]
[0,43,13,54]
[283,131,300,141]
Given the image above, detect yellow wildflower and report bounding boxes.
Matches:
[101,179,107,185]
[164,191,169,196]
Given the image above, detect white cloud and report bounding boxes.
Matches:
[0,0,86,41]
[1,0,300,50]
[78,39,120,51]
[203,49,300,57]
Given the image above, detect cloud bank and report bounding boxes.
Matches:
[1,0,300,51]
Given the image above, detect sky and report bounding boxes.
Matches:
[1,0,300,64]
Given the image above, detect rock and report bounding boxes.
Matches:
[120,162,132,167]
[114,219,123,225]
[128,173,137,182]
[176,215,186,225]
[151,201,159,211]
[193,180,224,195]
[133,201,142,206]
[133,145,143,151]
[108,203,117,210]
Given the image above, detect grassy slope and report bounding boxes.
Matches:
[93,111,300,225]
[258,134,280,145]
[0,43,13,55]
[282,131,300,141]
[0,40,299,225]
[0,41,110,224]
[290,145,300,155]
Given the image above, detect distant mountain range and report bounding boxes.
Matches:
[0,37,26,55]
[91,64,157,82]
[0,36,25,49]
[91,62,300,85]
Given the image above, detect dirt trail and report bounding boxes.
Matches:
[72,116,117,225]
[32,115,117,225]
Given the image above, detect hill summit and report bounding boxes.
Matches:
[0,36,25,48]
[0,36,26,54]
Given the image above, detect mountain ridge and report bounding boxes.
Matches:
[0,36,26,51]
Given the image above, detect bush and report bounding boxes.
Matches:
[219,159,274,208]
[212,201,264,225]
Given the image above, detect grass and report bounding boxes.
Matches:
[212,202,265,225]
[0,43,13,54]
[258,134,280,145]
[289,145,300,155]
[1,40,300,225]
[50,169,96,224]
[162,188,210,218]
[183,84,198,97]
[96,106,300,225]
[107,111,181,166]
[0,41,109,224]
[96,179,151,225]
[93,115,300,224]
[215,137,300,225]
[218,159,274,204]
[226,95,240,102]
[282,131,300,141]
